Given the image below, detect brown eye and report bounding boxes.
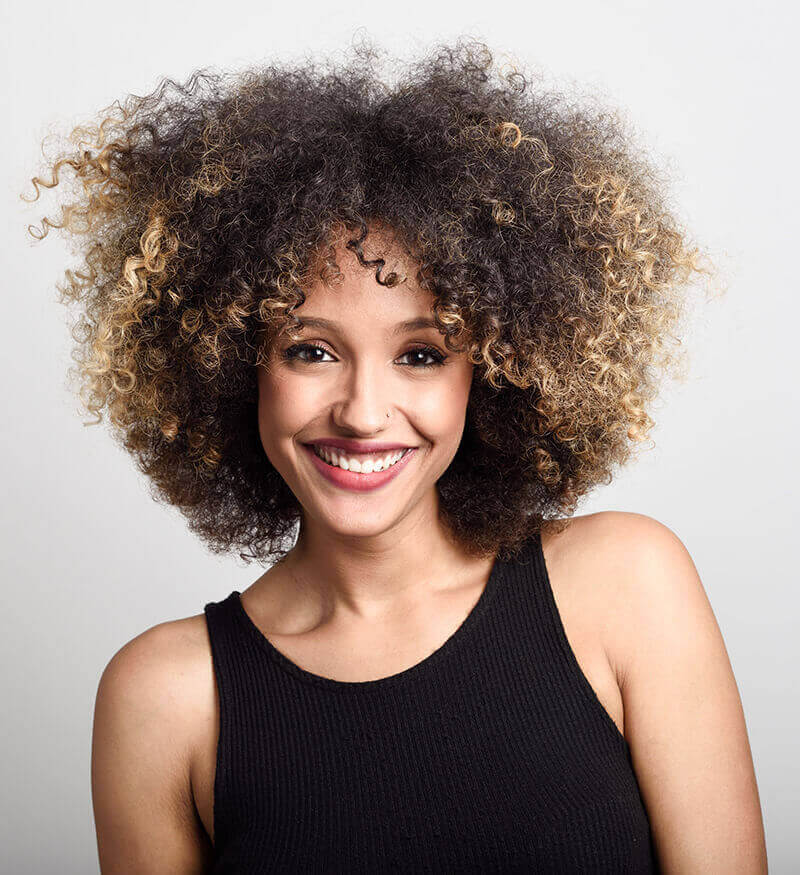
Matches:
[398,347,447,369]
[281,343,333,364]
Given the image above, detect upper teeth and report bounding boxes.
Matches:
[313,445,409,473]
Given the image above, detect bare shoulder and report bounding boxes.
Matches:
[540,510,692,677]
[92,612,216,872]
[548,510,732,683]
[540,508,665,575]
[549,511,767,871]
[538,511,654,683]
[98,612,214,734]
[101,610,218,787]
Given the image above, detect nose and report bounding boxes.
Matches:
[330,366,395,435]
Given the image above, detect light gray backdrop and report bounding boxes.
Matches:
[2,1,797,871]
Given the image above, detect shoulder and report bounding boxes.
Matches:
[98,612,212,706]
[559,511,708,672]
[92,613,217,867]
[545,510,709,678]
[94,612,215,779]
[543,509,684,571]
[556,512,767,870]
[540,510,689,687]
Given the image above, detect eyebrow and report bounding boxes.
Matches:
[290,316,439,336]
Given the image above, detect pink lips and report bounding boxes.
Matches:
[302,443,416,493]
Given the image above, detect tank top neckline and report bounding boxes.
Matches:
[227,541,516,692]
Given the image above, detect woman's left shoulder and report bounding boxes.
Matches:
[561,511,768,871]
[548,509,697,593]
[550,509,713,690]
[541,509,693,615]
[546,510,690,567]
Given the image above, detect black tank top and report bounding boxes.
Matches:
[203,532,659,873]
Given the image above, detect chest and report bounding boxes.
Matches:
[188,591,625,849]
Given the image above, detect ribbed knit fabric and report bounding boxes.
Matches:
[203,532,659,873]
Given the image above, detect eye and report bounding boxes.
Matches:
[281,343,334,365]
[397,347,448,369]
[281,343,448,369]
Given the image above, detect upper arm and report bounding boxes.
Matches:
[606,513,768,873]
[91,623,212,874]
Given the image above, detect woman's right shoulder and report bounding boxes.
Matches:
[98,609,217,721]
[96,610,219,768]
[101,608,212,676]
[92,612,219,869]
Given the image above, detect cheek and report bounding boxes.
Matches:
[415,372,472,445]
[255,369,310,458]
[258,368,323,424]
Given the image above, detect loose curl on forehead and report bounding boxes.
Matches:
[23,35,717,564]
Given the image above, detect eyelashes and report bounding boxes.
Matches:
[281,342,448,370]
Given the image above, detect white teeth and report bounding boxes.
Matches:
[312,445,409,473]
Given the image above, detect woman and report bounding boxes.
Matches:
[26,36,767,872]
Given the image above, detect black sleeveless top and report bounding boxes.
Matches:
[203,533,659,873]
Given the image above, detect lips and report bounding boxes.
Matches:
[301,442,416,493]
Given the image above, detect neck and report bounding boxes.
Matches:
[280,503,491,623]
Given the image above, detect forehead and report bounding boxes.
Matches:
[295,228,436,325]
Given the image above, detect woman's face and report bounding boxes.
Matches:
[256,238,475,541]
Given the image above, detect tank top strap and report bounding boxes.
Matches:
[203,591,266,852]
[496,530,631,753]
[203,591,249,702]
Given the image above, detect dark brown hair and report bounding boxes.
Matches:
[22,35,716,564]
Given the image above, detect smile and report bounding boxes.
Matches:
[312,444,411,472]
[301,443,417,492]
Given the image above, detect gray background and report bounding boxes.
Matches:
[2,0,797,871]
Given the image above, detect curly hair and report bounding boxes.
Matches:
[22,35,716,565]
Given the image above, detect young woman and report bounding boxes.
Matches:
[26,36,767,873]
